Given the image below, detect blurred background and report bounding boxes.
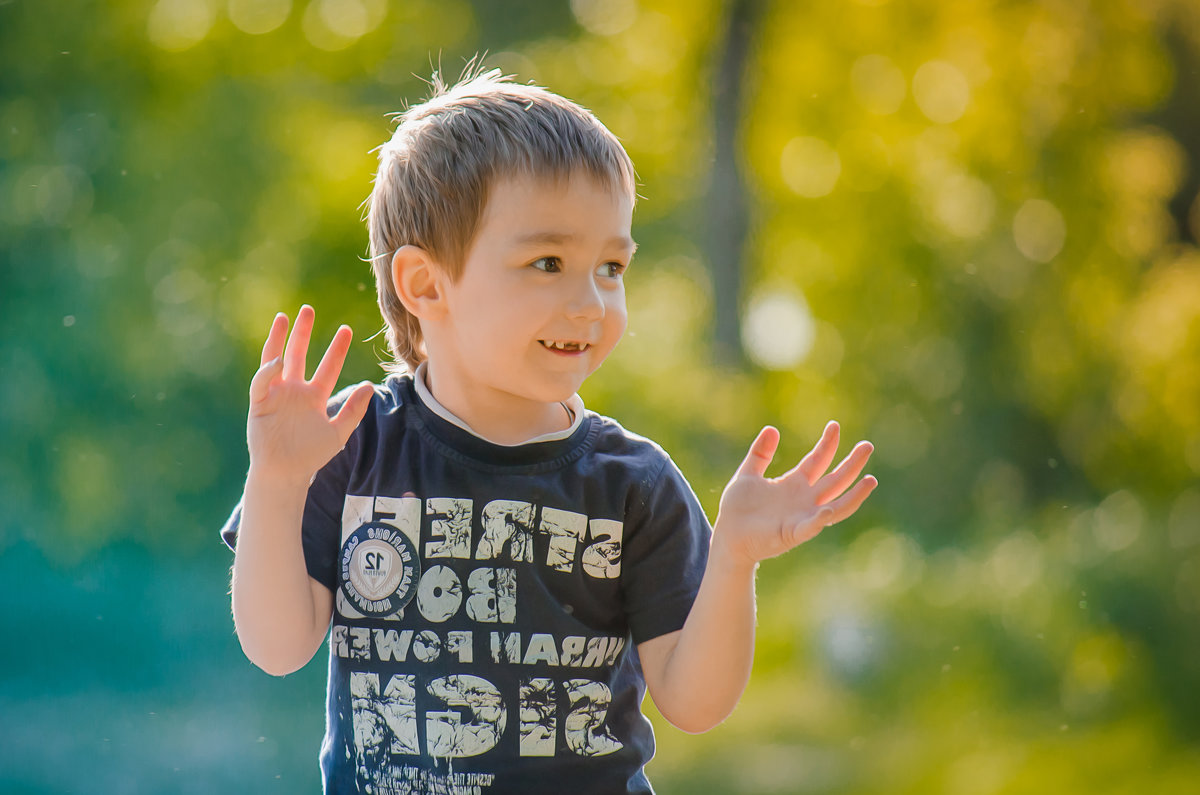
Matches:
[3,0,1200,792]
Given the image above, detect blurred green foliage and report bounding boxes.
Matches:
[3,0,1200,792]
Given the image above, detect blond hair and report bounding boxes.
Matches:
[366,67,637,372]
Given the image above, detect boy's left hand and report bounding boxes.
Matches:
[714,422,877,567]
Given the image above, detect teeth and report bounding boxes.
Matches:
[543,340,587,351]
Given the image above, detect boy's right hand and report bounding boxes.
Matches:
[247,305,374,486]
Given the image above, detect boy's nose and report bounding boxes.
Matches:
[566,276,605,320]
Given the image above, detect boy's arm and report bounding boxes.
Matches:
[231,471,336,677]
[638,423,877,734]
[230,306,373,676]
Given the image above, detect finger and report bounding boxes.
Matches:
[781,475,878,549]
[787,420,840,485]
[331,382,375,444]
[735,426,780,479]
[283,304,315,380]
[260,312,289,367]
[816,475,878,527]
[814,441,874,504]
[311,325,354,396]
[249,356,283,405]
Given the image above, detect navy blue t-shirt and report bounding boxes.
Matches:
[222,375,711,794]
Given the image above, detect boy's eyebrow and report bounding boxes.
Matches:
[513,231,638,253]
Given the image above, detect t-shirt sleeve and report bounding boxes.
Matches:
[620,452,712,644]
[298,433,357,591]
[217,386,367,592]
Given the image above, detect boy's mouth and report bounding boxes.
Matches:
[539,340,590,353]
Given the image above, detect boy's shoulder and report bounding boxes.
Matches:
[325,373,414,419]
[585,410,672,460]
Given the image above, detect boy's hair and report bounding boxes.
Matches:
[366,66,638,373]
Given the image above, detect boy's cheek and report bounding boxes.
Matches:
[611,304,629,337]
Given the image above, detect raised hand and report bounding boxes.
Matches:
[714,422,877,567]
[247,305,374,485]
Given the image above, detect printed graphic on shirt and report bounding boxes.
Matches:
[336,495,422,621]
[335,493,629,791]
[340,522,421,617]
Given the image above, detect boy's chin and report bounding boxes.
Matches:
[524,378,588,406]
[530,383,584,404]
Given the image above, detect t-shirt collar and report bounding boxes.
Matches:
[411,361,585,447]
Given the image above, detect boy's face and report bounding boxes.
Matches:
[429,172,635,413]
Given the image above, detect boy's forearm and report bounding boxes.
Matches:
[231,468,330,676]
[651,537,758,733]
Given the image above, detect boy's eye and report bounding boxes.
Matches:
[596,261,626,279]
[531,257,562,273]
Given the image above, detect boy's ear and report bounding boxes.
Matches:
[391,245,447,320]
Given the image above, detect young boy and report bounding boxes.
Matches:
[223,69,876,794]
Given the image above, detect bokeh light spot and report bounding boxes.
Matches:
[741,289,816,370]
[302,0,386,50]
[847,529,924,592]
[227,0,292,35]
[871,403,931,467]
[987,531,1044,597]
[912,60,970,124]
[154,267,212,337]
[821,611,878,676]
[1093,490,1143,552]
[1013,198,1066,262]
[36,165,93,226]
[571,0,638,37]
[147,0,217,51]
[489,51,540,84]
[620,11,681,74]
[931,173,994,239]
[781,136,841,198]
[1124,259,1200,366]
[322,0,366,38]
[850,54,906,115]
[1104,128,1184,200]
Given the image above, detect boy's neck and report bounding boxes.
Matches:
[419,361,577,446]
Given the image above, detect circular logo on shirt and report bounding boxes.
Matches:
[340,522,420,616]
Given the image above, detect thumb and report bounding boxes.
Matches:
[248,356,283,406]
[784,507,835,548]
[331,382,374,443]
[735,426,780,479]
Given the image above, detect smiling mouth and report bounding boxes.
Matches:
[540,340,591,352]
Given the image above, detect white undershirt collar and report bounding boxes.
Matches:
[412,362,585,447]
